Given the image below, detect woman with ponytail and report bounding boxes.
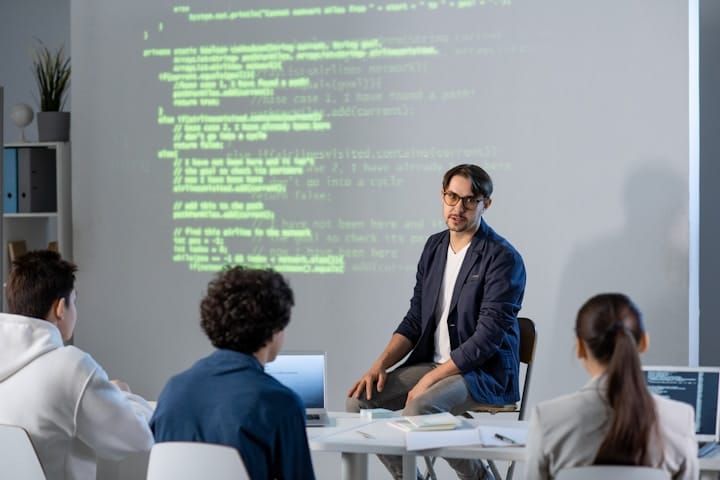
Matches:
[525,293,697,479]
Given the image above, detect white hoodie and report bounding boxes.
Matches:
[0,313,154,480]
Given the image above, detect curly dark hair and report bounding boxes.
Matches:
[200,266,294,354]
[7,249,77,319]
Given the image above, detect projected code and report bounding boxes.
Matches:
[142,0,520,274]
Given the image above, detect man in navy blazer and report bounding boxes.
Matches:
[347,164,526,480]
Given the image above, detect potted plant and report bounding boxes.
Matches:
[32,41,71,141]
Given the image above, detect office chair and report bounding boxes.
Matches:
[146,442,249,480]
[555,466,670,480]
[423,316,537,480]
[0,424,46,479]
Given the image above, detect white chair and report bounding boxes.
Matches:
[555,466,670,480]
[0,424,46,479]
[146,442,249,480]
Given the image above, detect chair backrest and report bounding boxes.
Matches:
[555,466,670,480]
[146,442,249,480]
[517,316,537,420]
[0,424,46,479]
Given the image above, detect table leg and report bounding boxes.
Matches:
[341,452,368,480]
[402,455,417,480]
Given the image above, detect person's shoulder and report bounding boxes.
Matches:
[536,390,587,412]
[44,345,102,375]
[652,394,698,462]
[534,387,606,426]
[478,221,522,255]
[652,394,695,434]
[263,373,301,399]
[260,374,305,409]
[425,230,448,247]
[653,393,693,415]
[157,357,211,394]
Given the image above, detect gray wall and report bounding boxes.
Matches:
[0,2,716,479]
[0,1,70,143]
[0,0,708,408]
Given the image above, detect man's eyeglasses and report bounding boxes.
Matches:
[442,191,483,210]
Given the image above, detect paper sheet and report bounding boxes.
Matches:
[477,425,528,447]
[405,426,481,451]
[404,424,528,451]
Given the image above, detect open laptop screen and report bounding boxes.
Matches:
[642,366,720,442]
[264,352,326,409]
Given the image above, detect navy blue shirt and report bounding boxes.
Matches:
[150,350,315,480]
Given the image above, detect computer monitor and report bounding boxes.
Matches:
[643,366,720,442]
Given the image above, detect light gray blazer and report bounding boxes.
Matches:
[525,375,698,480]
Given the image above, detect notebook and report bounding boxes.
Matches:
[642,366,720,445]
[264,352,330,427]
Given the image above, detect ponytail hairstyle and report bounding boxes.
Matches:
[575,293,659,466]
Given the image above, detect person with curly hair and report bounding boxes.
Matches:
[150,266,315,480]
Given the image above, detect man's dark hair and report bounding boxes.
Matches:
[7,250,77,319]
[200,266,294,354]
[442,164,493,198]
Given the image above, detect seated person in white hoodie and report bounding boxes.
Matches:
[0,250,154,480]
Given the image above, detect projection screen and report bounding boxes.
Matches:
[71,0,691,427]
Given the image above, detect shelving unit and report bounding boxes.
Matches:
[1,142,72,307]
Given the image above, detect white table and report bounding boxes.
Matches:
[96,411,720,480]
[312,413,720,480]
[309,413,526,480]
[700,452,720,480]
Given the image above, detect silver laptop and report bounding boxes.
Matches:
[264,352,330,427]
[643,366,720,445]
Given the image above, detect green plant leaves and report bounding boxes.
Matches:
[32,41,71,112]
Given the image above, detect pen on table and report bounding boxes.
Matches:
[356,430,375,439]
[494,433,518,445]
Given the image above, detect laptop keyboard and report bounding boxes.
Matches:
[307,414,321,421]
[699,442,719,458]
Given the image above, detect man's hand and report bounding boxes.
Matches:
[111,379,131,393]
[406,360,460,405]
[405,373,436,405]
[347,334,414,401]
[347,364,388,400]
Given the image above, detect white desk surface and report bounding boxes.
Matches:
[96,411,720,480]
[310,413,528,480]
[700,450,720,471]
[314,413,720,480]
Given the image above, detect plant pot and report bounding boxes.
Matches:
[37,111,70,142]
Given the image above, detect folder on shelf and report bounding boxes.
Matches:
[17,148,57,213]
[3,148,18,213]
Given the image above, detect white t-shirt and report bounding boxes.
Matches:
[433,242,469,364]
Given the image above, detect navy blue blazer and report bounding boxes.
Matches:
[394,219,526,405]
